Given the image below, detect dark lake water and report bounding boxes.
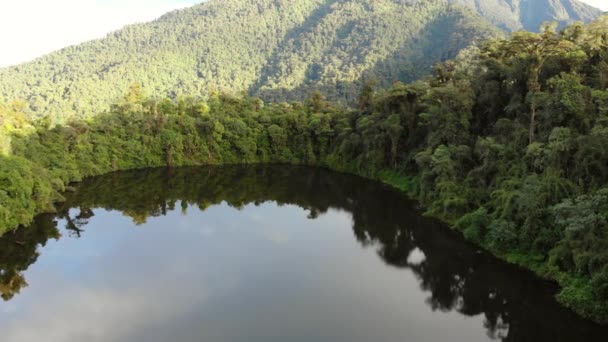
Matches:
[0,165,606,341]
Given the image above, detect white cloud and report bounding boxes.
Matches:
[3,288,202,342]
[581,0,608,11]
[0,0,200,67]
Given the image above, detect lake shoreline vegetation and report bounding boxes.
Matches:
[2,19,608,324]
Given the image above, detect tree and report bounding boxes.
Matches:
[501,24,578,144]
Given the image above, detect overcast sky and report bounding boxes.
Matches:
[0,0,605,68]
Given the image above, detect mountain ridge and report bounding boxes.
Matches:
[449,0,602,31]
[0,0,602,121]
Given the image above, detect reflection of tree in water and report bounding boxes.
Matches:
[347,188,607,342]
[64,208,94,238]
[0,214,60,300]
[1,165,606,340]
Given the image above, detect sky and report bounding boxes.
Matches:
[0,0,605,68]
[583,0,608,12]
[0,0,201,67]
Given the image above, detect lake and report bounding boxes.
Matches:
[0,165,606,341]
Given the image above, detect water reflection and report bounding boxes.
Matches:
[0,165,606,341]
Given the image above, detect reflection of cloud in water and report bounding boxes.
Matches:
[486,316,510,340]
[241,203,352,245]
[1,202,489,342]
[261,229,290,244]
[3,272,211,342]
[198,224,217,236]
[407,247,426,265]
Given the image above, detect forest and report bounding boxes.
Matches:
[1,18,608,324]
[5,0,597,122]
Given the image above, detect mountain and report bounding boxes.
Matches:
[0,0,601,121]
[449,0,602,31]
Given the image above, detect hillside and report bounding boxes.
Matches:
[0,0,601,122]
[450,0,602,31]
[0,0,502,121]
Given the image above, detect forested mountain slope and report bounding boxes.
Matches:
[450,0,602,31]
[0,0,503,121]
[0,0,601,122]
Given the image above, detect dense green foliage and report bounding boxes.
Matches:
[1,18,608,324]
[1,0,599,123]
[1,0,505,122]
[0,83,346,231]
